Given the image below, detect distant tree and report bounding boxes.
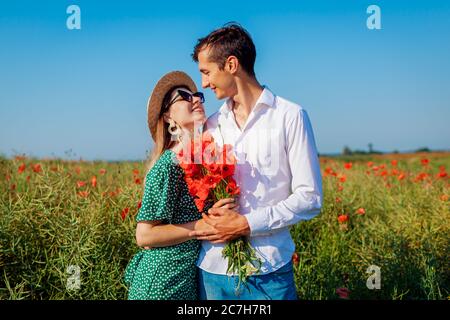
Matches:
[368,143,373,153]
[392,150,399,154]
[415,147,431,153]
[342,146,352,156]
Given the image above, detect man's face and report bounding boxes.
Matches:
[197,47,236,100]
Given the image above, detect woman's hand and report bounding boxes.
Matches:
[212,197,239,211]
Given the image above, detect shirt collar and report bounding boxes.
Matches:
[219,86,275,116]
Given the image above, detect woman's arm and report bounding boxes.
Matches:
[136,219,208,248]
[135,198,238,248]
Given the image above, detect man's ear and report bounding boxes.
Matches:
[225,56,239,74]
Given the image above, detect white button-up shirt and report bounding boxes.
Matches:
[197,87,323,275]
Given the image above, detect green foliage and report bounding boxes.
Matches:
[1,154,449,299]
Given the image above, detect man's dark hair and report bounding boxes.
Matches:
[192,22,256,77]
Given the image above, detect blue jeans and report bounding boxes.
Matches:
[198,261,298,300]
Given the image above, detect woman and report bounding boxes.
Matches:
[123,71,236,300]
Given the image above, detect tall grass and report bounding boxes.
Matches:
[0,154,449,299]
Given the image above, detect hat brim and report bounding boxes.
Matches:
[147,71,198,141]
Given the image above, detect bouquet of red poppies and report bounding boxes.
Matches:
[176,132,261,289]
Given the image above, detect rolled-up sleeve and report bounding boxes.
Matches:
[245,108,323,236]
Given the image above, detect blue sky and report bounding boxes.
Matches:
[1,0,449,161]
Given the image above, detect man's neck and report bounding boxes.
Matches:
[230,76,264,116]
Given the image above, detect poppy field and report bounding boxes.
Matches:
[0,152,449,300]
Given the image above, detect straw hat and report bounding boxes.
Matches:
[147,71,198,141]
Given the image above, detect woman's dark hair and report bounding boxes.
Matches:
[192,22,256,77]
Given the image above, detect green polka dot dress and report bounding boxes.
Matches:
[123,149,202,300]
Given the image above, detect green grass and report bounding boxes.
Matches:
[0,154,449,299]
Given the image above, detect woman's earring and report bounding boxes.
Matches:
[168,119,182,143]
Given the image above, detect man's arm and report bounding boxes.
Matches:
[191,108,323,242]
[244,108,323,236]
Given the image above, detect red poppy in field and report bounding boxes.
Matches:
[338,174,347,183]
[380,164,386,170]
[337,184,344,192]
[440,194,449,201]
[77,191,89,198]
[367,161,374,167]
[32,164,42,173]
[415,172,429,182]
[391,160,398,167]
[439,165,446,172]
[132,169,140,176]
[135,178,142,185]
[344,162,352,170]
[76,181,86,188]
[398,173,406,181]
[421,158,429,166]
[336,287,351,299]
[121,208,129,221]
[74,167,81,174]
[11,184,16,191]
[391,169,399,176]
[338,214,349,224]
[356,208,365,215]
[335,197,342,203]
[437,171,448,178]
[372,166,379,171]
[137,201,142,210]
[292,253,299,266]
[91,176,97,188]
[18,163,26,174]
[380,170,388,177]
[99,168,107,175]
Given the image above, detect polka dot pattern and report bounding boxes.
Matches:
[123,150,202,300]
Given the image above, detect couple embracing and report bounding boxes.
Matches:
[123,23,323,300]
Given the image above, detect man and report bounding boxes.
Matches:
[189,23,323,300]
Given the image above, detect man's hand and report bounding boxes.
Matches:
[189,208,251,243]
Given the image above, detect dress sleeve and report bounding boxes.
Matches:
[136,162,177,223]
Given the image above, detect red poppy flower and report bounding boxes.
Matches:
[32,164,42,173]
[76,181,86,188]
[194,198,205,212]
[121,208,129,221]
[226,180,240,195]
[77,191,89,198]
[135,178,142,185]
[391,160,398,167]
[99,168,107,175]
[18,163,26,174]
[203,174,221,189]
[344,162,352,170]
[132,169,140,176]
[421,158,429,166]
[336,287,351,299]
[338,215,349,224]
[437,171,448,178]
[356,208,366,215]
[137,201,142,210]
[292,253,299,266]
[91,176,97,188]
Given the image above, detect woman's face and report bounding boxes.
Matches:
[164,87,206,131]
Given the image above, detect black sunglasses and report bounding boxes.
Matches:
[165,90,205,110]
